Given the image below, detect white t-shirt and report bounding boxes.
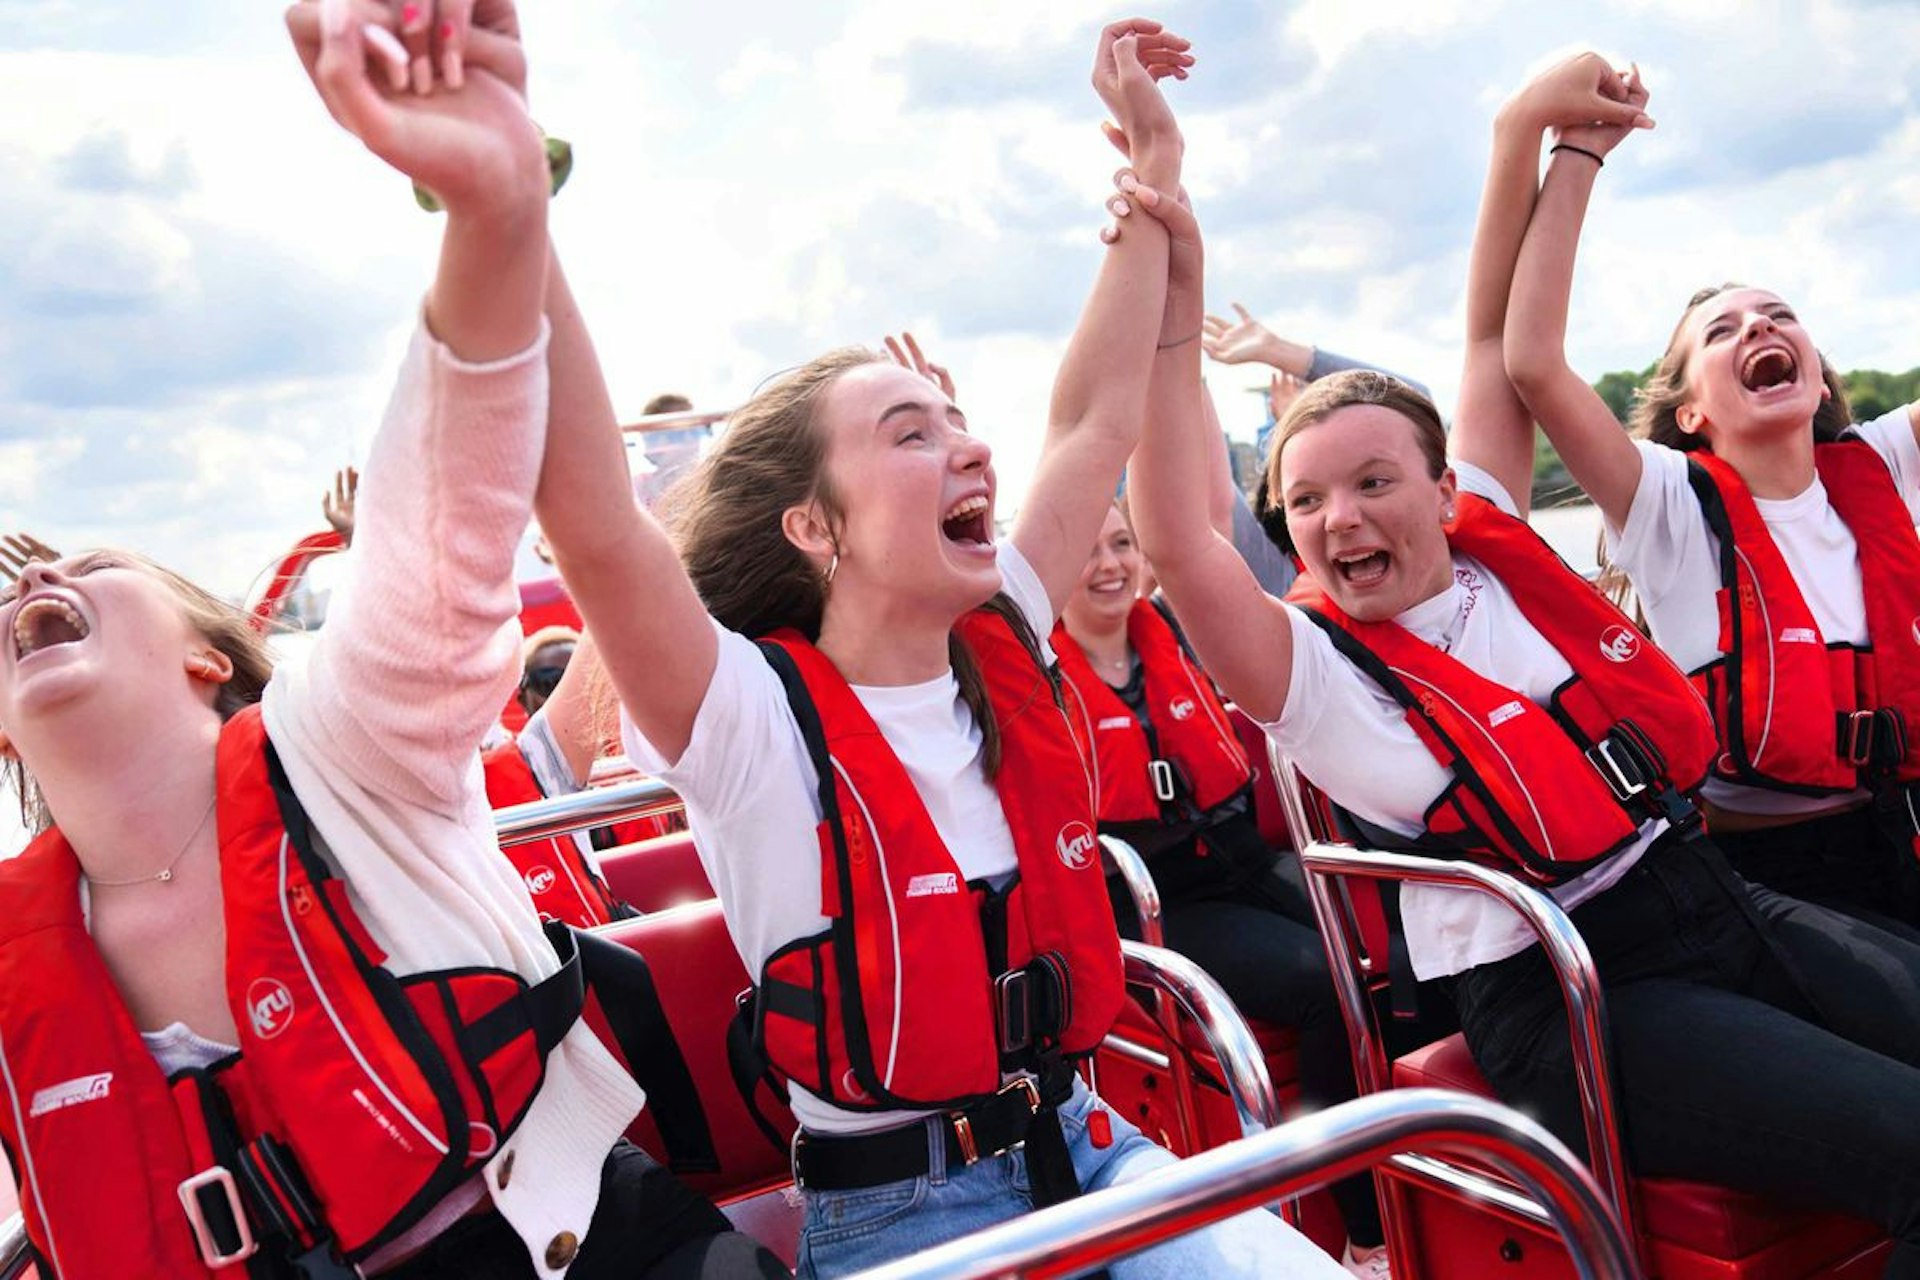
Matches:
[1607,407,1920,815]
[621,545,1054,1135]
[1263,463,1662,980]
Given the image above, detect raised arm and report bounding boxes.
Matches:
[276,1,555,806]
[1504,59,1654,530]
[1126,186,1300,723]
[1011,20,1192,615]
[1201,305,1432,400]
[532,249,719,766]
[1200,385,1237,542]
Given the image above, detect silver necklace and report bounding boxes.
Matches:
[86,792,218,888]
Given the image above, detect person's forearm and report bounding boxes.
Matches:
[1464,106,1548,348]
[427,192,549,364]
[1505,155,1601,392]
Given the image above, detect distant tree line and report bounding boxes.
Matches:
[1533,364,1920,505]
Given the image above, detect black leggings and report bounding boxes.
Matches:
[1712,803,1920,941]
[1455,837,1920,1279]
[381,1141,788,1279]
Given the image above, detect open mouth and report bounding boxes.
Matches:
[1333,550,1390,587]
[1741,346,1798,393]
[941,495,992,548]
[1087,576,1131,596]
[13,596,90,660]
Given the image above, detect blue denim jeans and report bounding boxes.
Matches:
[795,1080,1346,1279]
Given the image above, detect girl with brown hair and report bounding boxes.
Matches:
[1504,73,1920,938]
[526,17,1343,1280]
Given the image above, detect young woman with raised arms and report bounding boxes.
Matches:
[523,16,1345,1280]
[0,5,783,1277]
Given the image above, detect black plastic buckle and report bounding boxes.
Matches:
[1587,736,1649,803]
[994,968,1033,1056]
[177,1167,258,1269]
[1842,709,1877,767]
[1149,760,1177,804]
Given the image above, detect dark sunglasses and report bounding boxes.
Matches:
[520,665,568,699]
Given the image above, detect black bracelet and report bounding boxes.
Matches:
[1550,142,1605,169]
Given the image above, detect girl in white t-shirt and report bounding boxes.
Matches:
[527,20,1342,1280]
[1128,57,1920,1268]
[1504,69,1920,938]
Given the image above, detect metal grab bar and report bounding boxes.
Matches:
[1120,940,1281,1137]
[0,1213,26,1280]
[844,1088,1641,1280]
[492,775,683,848]
[1266,742,1641,1255]
[1295,843,1633,1235]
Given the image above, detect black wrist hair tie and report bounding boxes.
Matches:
[1551,142,1605,168]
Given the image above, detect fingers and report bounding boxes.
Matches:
[902,332,931,376]
[287,1,408,92]
[883,335,909,368]
[310,0,396,144]
[1101,120,1133,160]
[1233,302,1254,324]
[391,0,434,94]
[436,0,471,89]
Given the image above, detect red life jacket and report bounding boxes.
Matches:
[481,740,625,928]
[1685,444,1920,795]
[0,705,585,1277]
[751,609,1124,1112]
[1052,600,1251,823]
[1289,495,1718,885]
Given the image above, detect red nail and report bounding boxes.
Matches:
[439,20,455,40]
[401,3,421,26]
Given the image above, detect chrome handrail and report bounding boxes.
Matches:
[492,776,683,848]
[844,1088,1641,1280]
[1099,836,1205,1153]
[0,1213,28,1280]
[1120,940,1281,1138]
[1269,743,1641,1253]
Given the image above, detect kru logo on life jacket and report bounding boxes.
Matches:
[1056,821,1097,870]
[1168,696,1196,720]
[1599,625,1640,664]
[246,977,295,1040]
[523,866,557,896]
[480,739,625,929]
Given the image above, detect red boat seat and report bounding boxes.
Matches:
[597,902,800,1269]
[1393,1033,1882,1272]
[600,832,714,914]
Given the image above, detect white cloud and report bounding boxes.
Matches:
[0,0,1915,602]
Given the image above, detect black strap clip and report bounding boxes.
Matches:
[1149,759,1178,803]
[176,1166,258,1269]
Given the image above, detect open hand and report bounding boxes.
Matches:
[322,466,360,544]
[0,533,59,587]
[883,333,956,401]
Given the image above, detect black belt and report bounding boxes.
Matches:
[791,1077,1043,1191]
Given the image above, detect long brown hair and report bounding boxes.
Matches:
[1629,284,1853,450]
[662,348,1037,775]
[6,549,276,834]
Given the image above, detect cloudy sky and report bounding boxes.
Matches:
[2,0,1918,598]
